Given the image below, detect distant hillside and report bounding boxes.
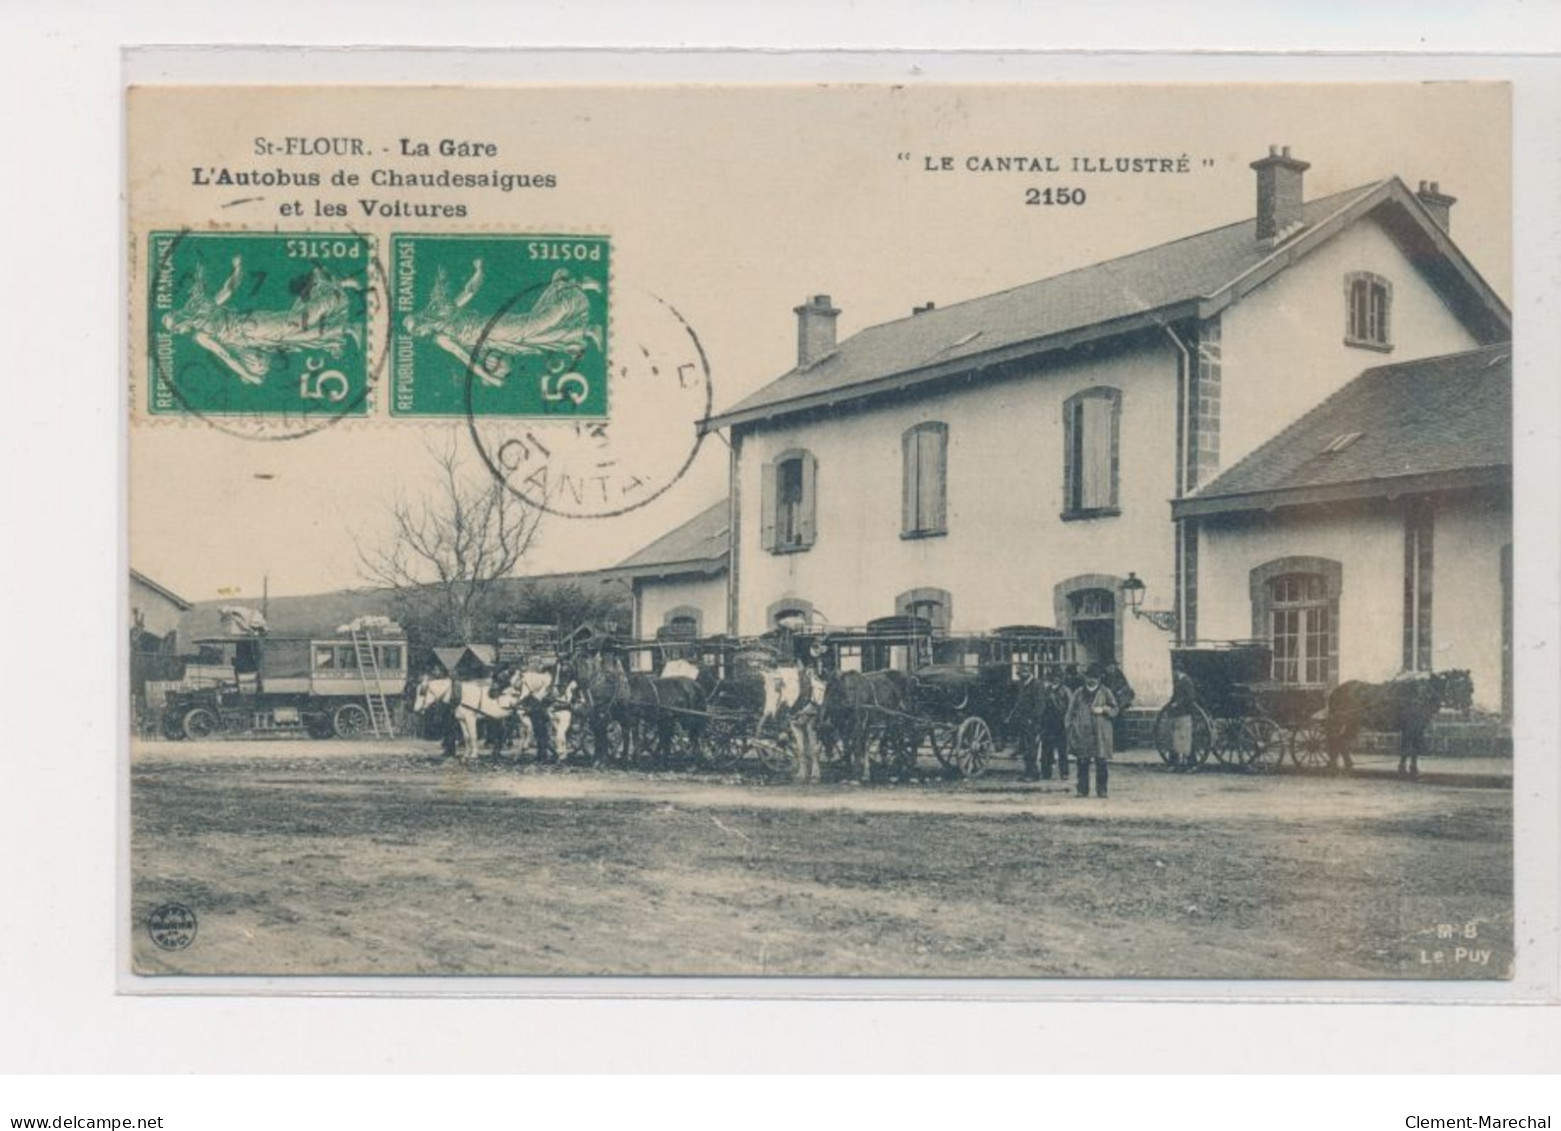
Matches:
[180,571,628,645]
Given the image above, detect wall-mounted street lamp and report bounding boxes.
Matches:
[1120,572,1178,633]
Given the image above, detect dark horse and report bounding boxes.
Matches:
[1324,670,1474,776]
[819,669,917,783]
[577,648,706,767]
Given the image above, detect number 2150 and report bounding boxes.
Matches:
[1025,187,1087,206]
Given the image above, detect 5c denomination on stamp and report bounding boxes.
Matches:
[391,233,610,418]
[148,231,374,422]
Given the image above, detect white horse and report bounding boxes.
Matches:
[758,661,826,784]
[499,666,585,763]
[412,675,521,761]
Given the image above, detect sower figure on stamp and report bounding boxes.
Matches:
[1066,663,1119,799]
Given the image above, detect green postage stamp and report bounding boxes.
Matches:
[148,231,374,418]
[391,233,611,418]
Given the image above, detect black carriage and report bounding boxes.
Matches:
[1151,641,1328,769]
[817,620,1072,779]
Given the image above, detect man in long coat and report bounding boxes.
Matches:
[1065,663,1120,798]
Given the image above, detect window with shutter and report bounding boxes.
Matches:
[765,449,818,553]
[902,422,948,537]
[1061,387,1121,519]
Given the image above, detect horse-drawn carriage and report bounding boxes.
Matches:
[1149,641,1315,769]
[813,620,1074,780]
[1150,641,1473,773]
[562,621,1074,780]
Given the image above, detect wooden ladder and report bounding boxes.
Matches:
[350,629,395,738]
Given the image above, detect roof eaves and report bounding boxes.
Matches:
[130,568,194,610]
[702,301,1200,433]
[1198,181,1387,317]
[623,553,730,582]
[1172,465,1510,519]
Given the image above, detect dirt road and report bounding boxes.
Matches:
[130,739,1513,979]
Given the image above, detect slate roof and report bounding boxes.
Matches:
[614,500,730,578]
[1173,344,1511,518]
[705,178,1509,431]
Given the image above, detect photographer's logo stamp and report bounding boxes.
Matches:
[146,902,198,951]
[149,231,373,419]
[392,233,610,418]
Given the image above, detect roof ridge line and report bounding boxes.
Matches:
[1202,180,1388,302]
[856,182,1388,334]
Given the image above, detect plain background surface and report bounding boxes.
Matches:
[4,0,1561,1076]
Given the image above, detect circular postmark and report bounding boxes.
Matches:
[146,901,198,951]
[465,284,712,519]
[146,227,391,442]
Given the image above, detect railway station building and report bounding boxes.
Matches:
[630,148,1510,708]
[1174,345,1512,720]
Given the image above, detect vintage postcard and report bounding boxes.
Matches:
[127,82,1516,983]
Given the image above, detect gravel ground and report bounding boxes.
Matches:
[130,738,1514,979]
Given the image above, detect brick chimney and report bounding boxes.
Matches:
[793,294,840,368]
[1249,145,1310,242]
[1416,180,1457,235]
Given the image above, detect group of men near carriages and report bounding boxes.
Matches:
[1018,659,1137,799]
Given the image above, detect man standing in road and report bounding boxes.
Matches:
[1066,663,1120,798]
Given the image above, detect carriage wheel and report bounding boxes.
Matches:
[753,733,797,777]
[1242,716,1283,770]
[1290,720,1331,769]
[1210,716,1252,766]
[333,703,370,739]
[161,712,186,740]
[1213,714,1280,768]
[1153,704,1213,767]
[1152,704,1176,764]
[702,719,744,771]
[181,707,218,741]
[888,730,920,780]
[666,724,696,768]
[952,717,995,778]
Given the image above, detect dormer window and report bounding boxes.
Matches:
[1345,272,1392,351]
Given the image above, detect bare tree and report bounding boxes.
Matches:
[355,439,541,643]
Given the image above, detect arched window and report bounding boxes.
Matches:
[1053,573,1126,671]
[895,586,953,632]
[902,422,949,537]
[1250,557,1343,686]
[761,449,818,553]
[1345,271,1393,351]
[660,606,702,640]
[766,596,816,630]
[1062,387,1122,518]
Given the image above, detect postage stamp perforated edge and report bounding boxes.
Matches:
[387,229,614,422]
[131,225,385,430]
